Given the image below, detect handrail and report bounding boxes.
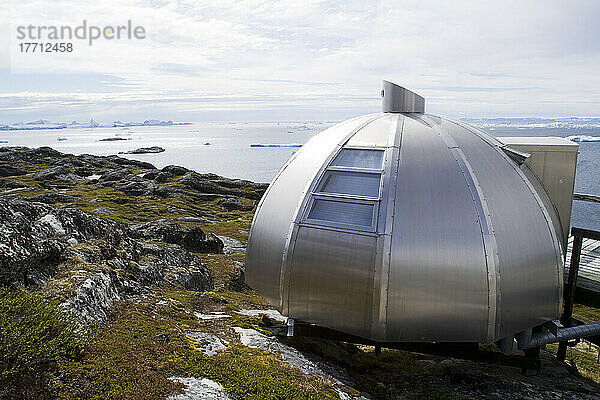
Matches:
[573,193,600,203]
[556,226,600,360]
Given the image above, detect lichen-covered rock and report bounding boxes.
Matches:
[31,193,81,204]
[33,166,80,183]
[0,165,27,177]
[131,219,224,253]
[100,168,136,182]
[61,271,140,322]
[0,196,213,321]
[162,165,189,176]
[217,197,252,211]
[123,180,157,196]
[153,171,173,183]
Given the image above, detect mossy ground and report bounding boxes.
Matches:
[546,304,600,383]
[2,156,600,399]
[56,285,341,400]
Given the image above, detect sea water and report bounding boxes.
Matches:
[1,121,599,230]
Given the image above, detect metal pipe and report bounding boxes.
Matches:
[518,322,600,350]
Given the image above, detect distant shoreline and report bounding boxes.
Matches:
[0,119,192,131]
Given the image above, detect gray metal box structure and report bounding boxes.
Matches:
[246,81,578,345]
[497,137,578,245]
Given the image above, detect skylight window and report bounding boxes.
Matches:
[331,149,384,170]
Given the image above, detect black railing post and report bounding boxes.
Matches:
[557,228,584,361]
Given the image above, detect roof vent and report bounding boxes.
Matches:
[381,80,425,113]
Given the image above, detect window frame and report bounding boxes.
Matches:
[303,145,386,232]
[315,169,382,200]
[329,147,386,170]
[303,194,379,232]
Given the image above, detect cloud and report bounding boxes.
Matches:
[1,0,599,121]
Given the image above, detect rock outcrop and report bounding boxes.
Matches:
[0,197,214,321]
[0,147,268,322]
[119,146,165,154]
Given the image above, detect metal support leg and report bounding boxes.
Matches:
[558,232,583,361]
[522,346,541,376]
[522,325,542,375]
[375,344,381,355]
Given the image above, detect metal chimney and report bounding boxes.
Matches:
[381,80,425,113]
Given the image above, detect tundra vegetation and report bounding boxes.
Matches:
[0,146,599,400]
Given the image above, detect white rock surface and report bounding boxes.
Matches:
[234,309,287,323]
[168,377,233,400]
[186,332,227,356]
[36,214,66,235]
[234,327,326,377]
[194,311,231,320]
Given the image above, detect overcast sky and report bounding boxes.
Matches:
[0,0,598,123]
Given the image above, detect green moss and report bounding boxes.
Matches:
[573,304,600,324]
[203,215,253,243]
[198,253,241,290]
[546,342,600,383]
[0,287,85,400]
[64,185,184,224]
[208,290,267,311]
[177,344,340,400]
[59,291,341,400]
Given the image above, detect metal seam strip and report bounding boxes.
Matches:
[448,118,564,317]
[372,113,402,340]
[379,114,404,338]
[423,116,499,342]
[279,113,383,313]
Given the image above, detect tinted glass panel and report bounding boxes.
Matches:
[308,199,374,227]
[318,171,381,198]
[331,149,384,169]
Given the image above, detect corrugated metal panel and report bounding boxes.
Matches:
[245,114,379,306]
[440,117,562,338]
[247,92,572,344]
[386,115,489,342]
[287,226,377,338]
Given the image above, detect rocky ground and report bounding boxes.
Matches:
[1,146,599,400]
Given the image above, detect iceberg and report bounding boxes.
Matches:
[566,135,600,143]
[0,118,190,131]
[462,117,600,129]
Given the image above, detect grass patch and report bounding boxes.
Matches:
[573,304,600,324]
[546,342,600,383]
[197,253,242,290]
[59,288,342,400]
[0,287,85,400]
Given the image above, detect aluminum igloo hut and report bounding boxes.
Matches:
[245,81,579,346]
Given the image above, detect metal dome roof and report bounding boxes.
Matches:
[246,82,572,344]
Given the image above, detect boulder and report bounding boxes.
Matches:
[119,146,165,155]
[0,165,27,177]
[131,219,223,253]
[30,193,81,204]
[153,171,173,183]
[100,168,135,182]
[161,165,189,176]
[33,166,80,183]
[217,197,252,211]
